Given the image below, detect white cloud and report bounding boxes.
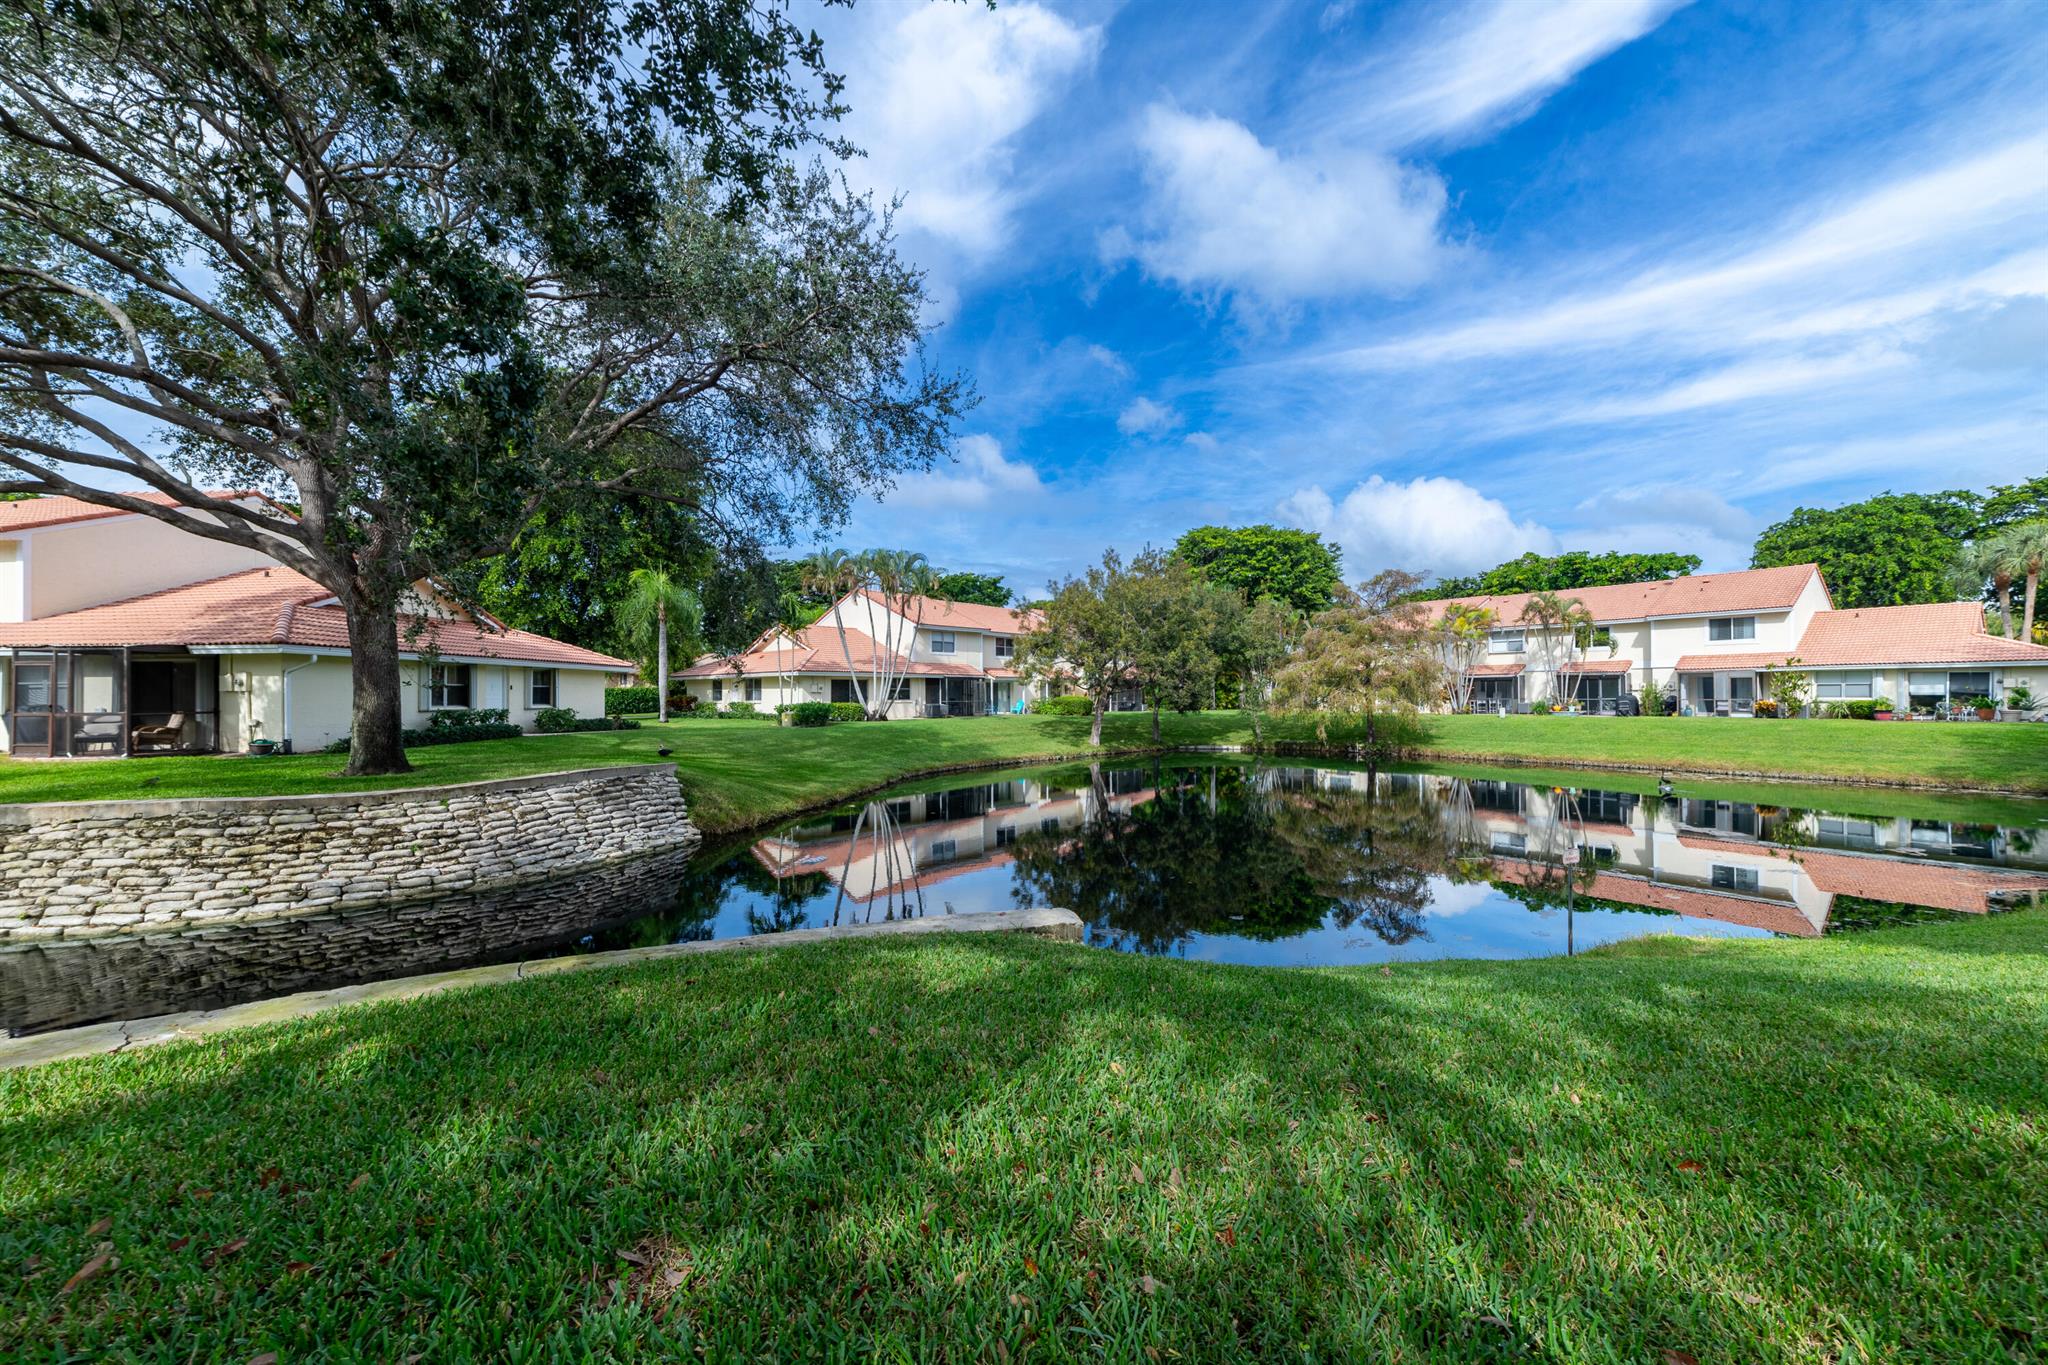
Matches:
[1085,343,1132,379]
[1182,431,1221,453]
[1334,0,1688,148]
[1113,106,1448,304]
[888,435,1043,510]
[1328,130,2048,369]
[1571,485,1753,542]
[1278,475,1556,579]
[838,3,1099,256]
[1116,396,1181,436]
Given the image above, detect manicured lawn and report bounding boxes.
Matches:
[4,912,2042,1360]
[3,712,2046,826]
[1415,713,2048,794]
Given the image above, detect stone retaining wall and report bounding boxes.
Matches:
[0,765,697,942]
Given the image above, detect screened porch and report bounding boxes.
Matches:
[3,649,221,757]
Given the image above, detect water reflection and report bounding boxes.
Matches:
[717,761,2048,963]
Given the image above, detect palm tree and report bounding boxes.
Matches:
[859,548,936,718]
[801,549,866,713]
[1518,590,1595,708]
[1996,520,2048,646]
[1954,537,2019,637]
[614,569,701,722]
[773,588,807,704]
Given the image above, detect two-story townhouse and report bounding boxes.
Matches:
[678,590,1047,717]
[1426,562,2048,715]
[0,493,631,757]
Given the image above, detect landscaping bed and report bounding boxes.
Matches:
[3,911,2042,1360]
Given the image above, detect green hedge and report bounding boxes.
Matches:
[787,701,834,727]
[1031,694,1092,717]
[536,707,639,733]
[830,701,865,722]
[604,686,656,716]
[320,722,523,755]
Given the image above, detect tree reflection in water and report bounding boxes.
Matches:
[1008,762,1501,955]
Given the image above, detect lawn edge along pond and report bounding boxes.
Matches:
[3,712,2047,828]
[3,910,2043,1360]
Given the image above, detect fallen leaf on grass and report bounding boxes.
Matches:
[202,1238,249,1267]
[284,1261,314,1275]
[60,1248,113,1294]
[257,1166,282,1188]
[954,1270,969,1286]
[1109,1061,1124,1075]
[1677,1160,1705,1174]
[1661,1352,1700,1365]
[616,1249,649,1267]
[1214,1226,1236,1248]
[1128,1164,1146,1185]
[166,1236,191,1252]
[86,1216,112,1237]
[1023,1257,1039,1277]
[347,1174,370,1193]
[1138,1274,1161,1296]
[1008,1292,1030,1308]
[1476,1314,1510,1331]
[248,1353,278,1365]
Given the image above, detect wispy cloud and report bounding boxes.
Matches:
[1316,0,1689,149]
[1116,396,1182,436]
[886,435,1044,510]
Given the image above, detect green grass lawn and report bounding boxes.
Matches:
[4,913,2042,1361]
[3,712,2046,827]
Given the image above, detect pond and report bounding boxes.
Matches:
[5,758,2045,1035]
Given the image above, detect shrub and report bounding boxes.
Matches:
[1967,695,1998,711]
[719,701,759,719]
[404,722,523,746]
[1816,700,1850,720]
[427,707,509,729]
[830,701,866,723]
[535,707,641,733]
[604,685,657,716]
[1752,699,1779,718]
[1845,698,1879,720]
[1032,694,1093,717]
[788,701,834,727]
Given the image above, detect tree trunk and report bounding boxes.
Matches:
[343,595,411,776]
[1090,697,1104,747]
[656,603,669,722]
[1250,710,1263,748]
[2025,571,2040,646]
[1150,702,1160,744]
[1997,580,2014,637]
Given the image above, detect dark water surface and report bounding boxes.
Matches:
[6,758,2045,1034]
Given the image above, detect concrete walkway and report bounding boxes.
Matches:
[0,907,1084,1072]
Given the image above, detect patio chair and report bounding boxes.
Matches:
[132,712,188,749]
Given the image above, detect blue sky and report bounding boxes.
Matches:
[813,0,2048,594]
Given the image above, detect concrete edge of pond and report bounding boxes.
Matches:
[0,907,1084,1072]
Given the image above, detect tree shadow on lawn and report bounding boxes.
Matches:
[2,926,2043,1361]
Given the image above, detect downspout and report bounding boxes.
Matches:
[281,653,320,754]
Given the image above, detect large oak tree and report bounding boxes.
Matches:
[0,0,965,772]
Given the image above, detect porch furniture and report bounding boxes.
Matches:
[132,711,188,749]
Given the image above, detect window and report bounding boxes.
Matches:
[928,839,958,862]
[1710,865,1760,892]
[1708,617,1757,641]
[830,678,854,704]
[1817,817,1878,848]
[1489,630,1525,654]
[1948,671,1991,700]
[1815,670,1873,700]
[929,631,957,654]
[995,826,1017,848]
[744,679,762,702]
[994,636,1015,660]
[528,669,556,707]
[429,663,472,709]
[1490,832,1527,855]
[711,680,724,701]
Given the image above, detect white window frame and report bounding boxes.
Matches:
[428,663,472,709]
[711,680,724,702]
[929,631,957,655]
[928,838,958,862]
[744,678,763,702]
[528,668,556,707]
[1815,670,1873,700]
[1710,864,1760,892]
[993,636,1015,660]
[1489,630,1525,655]
[1708,616,1757,641]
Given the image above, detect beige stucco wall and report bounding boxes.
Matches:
[19,515,276,619]
[0,541,21,623]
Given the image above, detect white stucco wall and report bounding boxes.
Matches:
[20,514,276,619]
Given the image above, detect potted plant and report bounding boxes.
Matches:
[1970,694,1998,721]
[1871,695,1894,721]
[2003,684,2036,720]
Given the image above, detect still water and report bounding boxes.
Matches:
[5,758,2045,1034]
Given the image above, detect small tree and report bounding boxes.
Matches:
[1766,658,1814,719]
[854,549,937,719]
[1126,549,1230,743]
[1990,520,2048,646]
[1432,603,1496,712]
[1226,596,1300,747]
[1021,550,1143,746]
[614,570,702,721]
[1269,571,1443,752]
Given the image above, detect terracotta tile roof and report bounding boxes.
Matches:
[678,622,991,680]
[1467,662,1525,677]
[0,489,281,533]
[0,567,629,668]
[856,590,1043,635]
[1671,651,1788,672]
[1676,835,2048,914]
[1422,563,1822,626]
[1559,659,1633,674]
[1790,602,2048,667]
